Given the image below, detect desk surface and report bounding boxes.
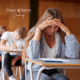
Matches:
[0,49,23,52]
[25,58,80,67]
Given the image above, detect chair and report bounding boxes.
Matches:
[12,65,24,80]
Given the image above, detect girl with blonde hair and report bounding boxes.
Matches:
[22,8,79,80]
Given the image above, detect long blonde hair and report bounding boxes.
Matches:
[22,8,66,64]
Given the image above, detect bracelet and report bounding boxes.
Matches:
[37,26,42,31]
[36,31,41,34]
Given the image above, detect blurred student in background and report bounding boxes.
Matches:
[0,26,27,80]
[0,26,6,69]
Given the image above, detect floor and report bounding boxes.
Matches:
[0,68,80,80]
[0,66,24,80]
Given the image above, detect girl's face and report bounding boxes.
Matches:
[45,24,59,35]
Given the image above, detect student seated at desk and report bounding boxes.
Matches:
[0,26,27,80]
[22,8,79,80]
[0,26,6,69]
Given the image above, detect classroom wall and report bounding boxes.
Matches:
[38,0,80,43]
[0,0,80,43]
[0,0,30,33]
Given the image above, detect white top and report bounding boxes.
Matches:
[43,33,59,58]
[1,31,26,55]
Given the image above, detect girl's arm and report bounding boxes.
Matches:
[63,34,79,58]
[33,27,41,41]
[26,39,41,59]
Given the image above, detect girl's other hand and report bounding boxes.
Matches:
[53,18,71,36]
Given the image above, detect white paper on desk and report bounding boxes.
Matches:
[12,49,23,51]
[39,58,68,61]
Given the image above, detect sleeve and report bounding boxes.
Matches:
[29,27,35,32]
[64,34,79,58]
[1,32,9,41]
[26,39,41,59]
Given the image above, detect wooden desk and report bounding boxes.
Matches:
[1,49,23,80]
[25,58,80,80]
[1,49,23,52]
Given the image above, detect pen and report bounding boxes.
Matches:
[42,60,62,63]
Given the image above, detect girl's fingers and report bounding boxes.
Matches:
[46,16,53,20]
[54,19,61,25]
[53,19,62,26]
[54,18,60,21]
[52,20,59,25]
[45,19,54,26]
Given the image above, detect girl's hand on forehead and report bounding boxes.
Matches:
[46,16,53,20]
[37,17,71,36]
[53,18,62,26]
[53,18,71,36]
[38,17,55,30]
